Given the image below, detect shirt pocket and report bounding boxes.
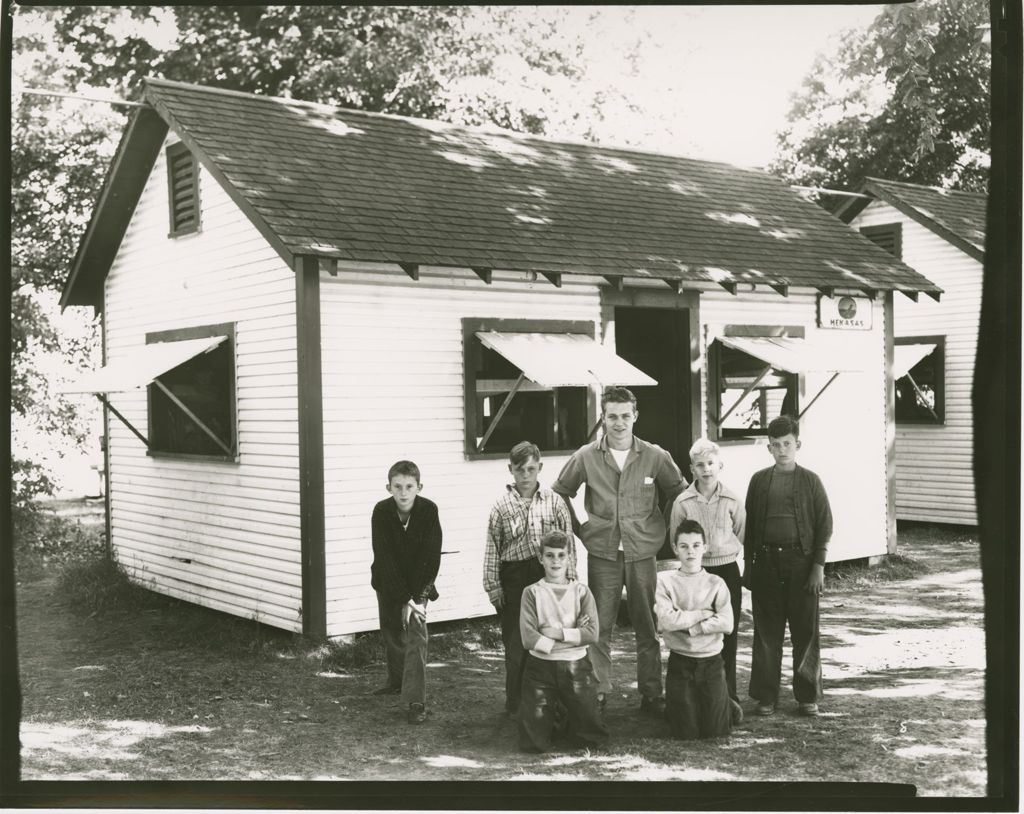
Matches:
[625,479,657,516]
[506,513,525,540]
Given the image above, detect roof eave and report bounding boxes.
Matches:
[60,105,169,311]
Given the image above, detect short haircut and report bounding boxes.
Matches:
[509,440,541,466]
[539,530,570,551]
[387,460,421,483]
[674,519,706,543]
[767,415,799,440]
[601,386,637,412]
[688,437,721,461]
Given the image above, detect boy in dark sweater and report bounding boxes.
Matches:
[742,416,833,717]
[370,460,442,724]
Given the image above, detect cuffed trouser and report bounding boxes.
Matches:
[587,552,662,699]
[665,651,731,740]
[748,545,822,705]
[377,593,428,707]
[498,558,545,712]
[518,654,609,752]
[704,560,741,702]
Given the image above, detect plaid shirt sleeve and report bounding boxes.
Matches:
[482,502,505,605]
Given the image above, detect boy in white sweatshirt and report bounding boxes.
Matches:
[654,519,734,739]
[518,530,609,752]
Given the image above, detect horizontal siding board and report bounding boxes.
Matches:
[851,201,981,524]
[105,133,303,630]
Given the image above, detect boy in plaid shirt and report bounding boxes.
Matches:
[483,441,575,714]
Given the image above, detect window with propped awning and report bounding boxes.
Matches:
[894,337,944,424]
[61,326,236,459]
[708,329,872,440]
[462,319,656,456]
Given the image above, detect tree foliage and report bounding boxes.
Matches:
[11,5,644,504]
[771,0,990,195]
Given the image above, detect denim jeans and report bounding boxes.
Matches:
[704,560,742,702]
[499,558,545,712]
[748,545,822,705]
[518,654,609,752]
[377,593,428,706]
[587,553,662,699]
[665,651,731,739]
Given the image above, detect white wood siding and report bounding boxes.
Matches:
[852,201,981,525]
[103,135,304,631]
[320,273,601,636]
[698,291,890,561]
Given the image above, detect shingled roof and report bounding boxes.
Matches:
[838,177,986,263]
[63,78,941,308]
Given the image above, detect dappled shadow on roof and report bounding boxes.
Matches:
[147,82,939,291]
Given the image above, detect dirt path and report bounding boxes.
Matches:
[16,527,986,794]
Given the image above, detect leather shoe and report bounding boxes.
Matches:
[372,684,400,695]
[798,702,819,716]
[755,701,776,716]
[408,702,428,724]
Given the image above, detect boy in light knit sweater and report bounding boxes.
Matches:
[655,519,734,740]
[667,438,746,723]
[518,531,609,752]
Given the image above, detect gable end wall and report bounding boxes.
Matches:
[103,134,304,630]
[852,200,980,525]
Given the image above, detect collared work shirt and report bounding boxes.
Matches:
[482,485,574,605]
[552,435,686,562]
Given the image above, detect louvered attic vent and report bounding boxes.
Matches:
[859,222,902,259]
[166,142,200,236]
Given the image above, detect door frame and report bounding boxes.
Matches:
[599,287,703,456]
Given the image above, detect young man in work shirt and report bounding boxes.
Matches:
[552,386,687,715]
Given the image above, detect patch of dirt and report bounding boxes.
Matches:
[15,527,986,795]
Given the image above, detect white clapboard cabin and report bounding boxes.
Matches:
[61,79,941,638]
[837,178,985,526]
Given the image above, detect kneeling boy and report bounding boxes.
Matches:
[518,531,609,752]
[655,520,734,739]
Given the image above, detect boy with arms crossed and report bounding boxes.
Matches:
[519,531,609,752]
[655,520,734,740]
[743,415,833,717]
[483,441,575,714]
[667,438,746,723]
[370,460,442,724]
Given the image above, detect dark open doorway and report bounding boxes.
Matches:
[614,306,695,560]
[613,307,692,469]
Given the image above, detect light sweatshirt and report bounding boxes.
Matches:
[654,568,733,658]
[520,579,599,661]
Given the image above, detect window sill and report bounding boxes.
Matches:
[147,450,239,463]
[465,448,579,462]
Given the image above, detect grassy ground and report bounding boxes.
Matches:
[14,508,986,796]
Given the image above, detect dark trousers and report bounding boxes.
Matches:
[377,593,428,706]
[498,558,545,712]
[748,545,822,705]
[518,653,609,752]
[665,651,731,740]
[703,560,741,702]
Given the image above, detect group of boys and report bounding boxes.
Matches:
[369,386,833,750]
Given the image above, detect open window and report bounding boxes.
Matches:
[166,141,201,237]
[60,323,237,461]
[707,326,870,441]
[462,318,655,457]
[146,324,236,458]
[894,337,945,424]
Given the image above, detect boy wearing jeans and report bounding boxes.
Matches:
[743,415,833,717]
[483,441,575,713]
[370,460,442,724]
[655,519,734,740]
